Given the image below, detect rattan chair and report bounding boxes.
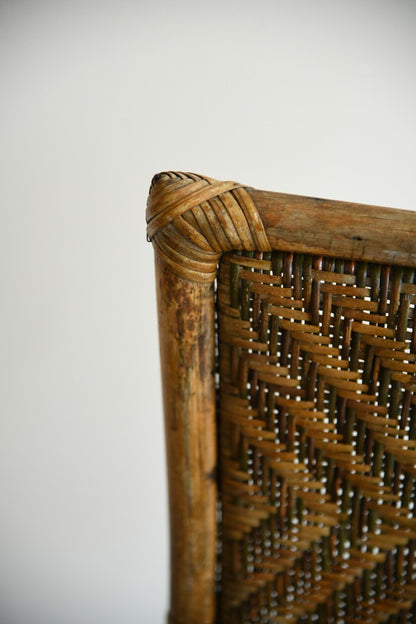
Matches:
[147,172,416,624]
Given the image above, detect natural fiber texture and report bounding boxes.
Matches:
[218,250,416,623]
[146,172,271,282]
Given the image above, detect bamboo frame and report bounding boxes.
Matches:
[146,171,416,624]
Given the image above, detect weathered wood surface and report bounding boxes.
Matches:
[154,251,217,624]
[250,188,416,268]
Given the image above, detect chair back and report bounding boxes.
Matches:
[147,172,416,624]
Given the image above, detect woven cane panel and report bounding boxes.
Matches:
[217,251,416,624]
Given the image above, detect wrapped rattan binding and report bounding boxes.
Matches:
[147,171,271,282]
[147,172,416,624]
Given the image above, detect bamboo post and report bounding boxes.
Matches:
[154,251,217,624]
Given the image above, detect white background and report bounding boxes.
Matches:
[1,1,415,623]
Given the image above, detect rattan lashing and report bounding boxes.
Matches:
[147,172,416,624]
[147,171,271,282]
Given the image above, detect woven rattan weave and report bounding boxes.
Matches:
[147,172,416,624]
[218,250,416,623]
